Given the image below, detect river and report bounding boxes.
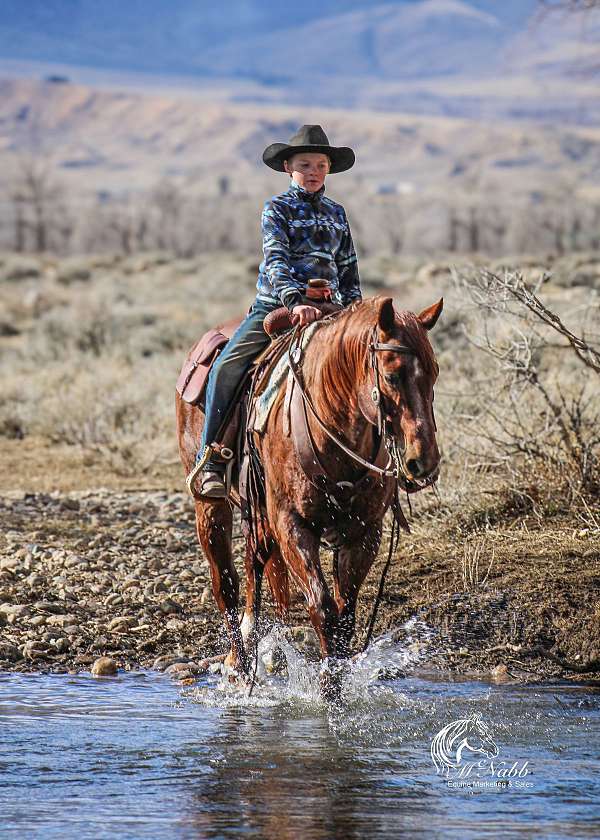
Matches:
[1,632,599,839]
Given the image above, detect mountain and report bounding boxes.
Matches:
[0,0,536,79]
[0,0,598,122]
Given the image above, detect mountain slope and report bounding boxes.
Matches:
[0,0,536,79]
[199,1,506,81]
[0,0,598,122]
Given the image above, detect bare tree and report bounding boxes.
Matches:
[9,156,73,253]
[453,268,600,495]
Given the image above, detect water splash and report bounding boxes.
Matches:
[187,616,435,711]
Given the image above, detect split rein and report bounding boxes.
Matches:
[287,322,417,484]
[286,321,419,654]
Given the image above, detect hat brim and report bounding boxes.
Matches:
[262,143,355,174]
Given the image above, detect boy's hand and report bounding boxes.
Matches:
[290,305,323,326]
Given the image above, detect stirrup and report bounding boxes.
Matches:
[186,461,206,498]
[186,444,235,498]
[186,444,214,497]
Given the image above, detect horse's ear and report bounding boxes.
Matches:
[418,298,443,331]
[377,297,396,333]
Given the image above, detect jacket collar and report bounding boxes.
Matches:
[287,179,325,204]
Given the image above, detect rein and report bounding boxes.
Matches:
[287,324,417,481]
[286,319,424,655]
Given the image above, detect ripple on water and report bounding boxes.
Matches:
[0,631,599,840]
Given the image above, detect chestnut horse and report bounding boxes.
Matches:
[176,296,442,692]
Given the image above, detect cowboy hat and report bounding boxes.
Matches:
[262,124,355,174]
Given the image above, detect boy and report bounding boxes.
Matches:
[187,124,362,498]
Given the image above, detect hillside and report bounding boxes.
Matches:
[3,77,600,200]
[0,1,599,121]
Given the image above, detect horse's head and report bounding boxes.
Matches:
[365,297,442,489]
[462,712,499,760]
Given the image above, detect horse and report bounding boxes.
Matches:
[176,295,442,696]
[430,712,499,775]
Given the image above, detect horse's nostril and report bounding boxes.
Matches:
[406,458,424,477]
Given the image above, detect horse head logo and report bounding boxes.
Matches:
[430,712,499,775]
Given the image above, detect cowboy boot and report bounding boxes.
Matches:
[187,444,233,499]
[186,461,227,499]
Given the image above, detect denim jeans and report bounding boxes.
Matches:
[196,297,279,465]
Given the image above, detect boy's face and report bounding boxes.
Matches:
[283,152,330,193]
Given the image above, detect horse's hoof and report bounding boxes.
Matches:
[319,658,347,702]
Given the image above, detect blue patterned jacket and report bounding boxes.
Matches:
[256,179,361,311]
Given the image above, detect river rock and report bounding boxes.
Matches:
[165,661,197,677]
[91,635,110,651]
[46,614,79,627]
[108,616,134,632]
[0,557,20,572]
[91,657,118,676]
[64,554,88,570]
[491,663,510,682]
[158,598,182,615]
[0,642,22,661]
[122,578,140,591]
[104,593,123,607]
[152,654,188,671]
[34,601,65,614]
[166,618,185,631]
[29,616,47,627]
[22,640,50,660]
[0,603,29,619]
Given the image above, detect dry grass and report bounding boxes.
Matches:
[1,249,598,502]
[1,251,599,676]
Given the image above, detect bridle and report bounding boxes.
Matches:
[287,322,422,484]
[286,318,437,654]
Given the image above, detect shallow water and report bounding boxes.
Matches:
[1,633,600,840]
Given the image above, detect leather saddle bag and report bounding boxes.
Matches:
[176,329,229,408]
[176,314,243,408]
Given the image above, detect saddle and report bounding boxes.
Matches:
[176,284,342,488]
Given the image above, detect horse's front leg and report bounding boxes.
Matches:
[275,511,339,660]
[194,499,251,676]
[333,524,383,659]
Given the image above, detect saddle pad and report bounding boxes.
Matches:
[253,322,321,434]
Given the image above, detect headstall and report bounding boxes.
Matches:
[287,323,419,483]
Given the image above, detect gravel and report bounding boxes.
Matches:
[0,490,230,673]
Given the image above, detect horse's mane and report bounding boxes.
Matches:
[305,298,437,419]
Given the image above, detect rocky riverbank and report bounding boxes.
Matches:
[1,488,599,685]
[0,490,223,677]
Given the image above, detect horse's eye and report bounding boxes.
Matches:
[384,371,403,388]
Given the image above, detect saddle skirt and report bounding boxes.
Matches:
[176,318,241,409]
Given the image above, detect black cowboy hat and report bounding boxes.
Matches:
[262,124,355,174]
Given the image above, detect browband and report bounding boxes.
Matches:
[371,342,417,355]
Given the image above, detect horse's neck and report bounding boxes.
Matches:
[302,325,373,455]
